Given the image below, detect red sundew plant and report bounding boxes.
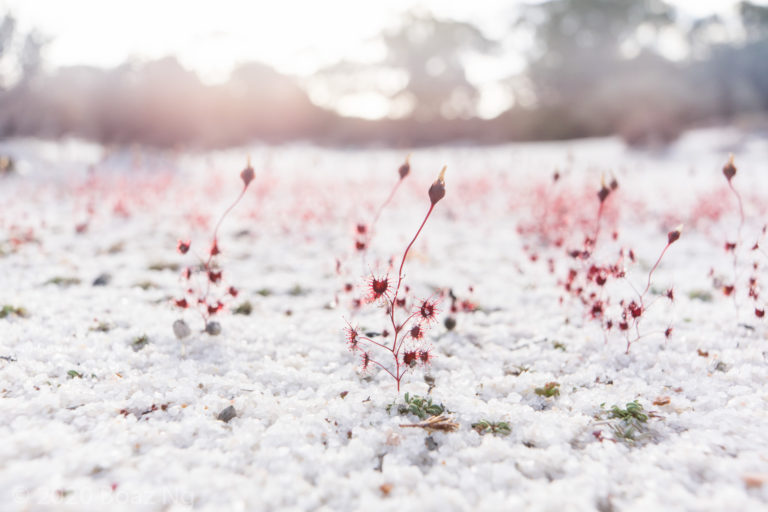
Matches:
[551,176,681,353]
[516,172,620,253]
[715,155,768,321]
[172,159,255,331]
[345,166,446,392]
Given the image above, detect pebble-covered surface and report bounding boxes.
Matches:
[1,130,768,511]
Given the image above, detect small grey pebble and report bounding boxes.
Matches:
[425,436,438,451]
[173,319,191,340]
[217,405,237,423]
[205,321,222,336]
[92,273,111,286]
[444,316,456,330]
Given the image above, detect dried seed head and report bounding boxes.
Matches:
[597,174,611,203]
[398,155,411,179]
[723,154,736,181]
[208,270,222,283]
[367,274,392,303]
[418,349,433,365]
[428,166,447,205]
[241,156,255,188]
[668,225,683,244]
[403,350,419,367]
[344,321,359,350]
[177,240,191,254]
[417,298,440,324]
[207,301,224,315]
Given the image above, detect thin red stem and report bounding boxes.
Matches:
[593,201,605,246]
[643,242,671,298]
[370,178,403,235]
[367,358,398,381]
[359,336,390,351]
[207,185,248,267]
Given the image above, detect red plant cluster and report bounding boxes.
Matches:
[521,173,681,353]
[172,159,254,329]
[516,172,620,253]
[714,155,767,320]
[345,166,446,391]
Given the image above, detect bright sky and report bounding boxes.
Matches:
[0,0,759,118]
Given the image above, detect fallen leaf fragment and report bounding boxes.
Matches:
[399,415,459,433]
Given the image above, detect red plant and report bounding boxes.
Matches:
[542,176,681,353]
[172,158,254,330]
[345,166,446,392]
[354,155,411,254]
[717,155,768,320]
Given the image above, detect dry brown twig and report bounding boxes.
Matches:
[399,414,459,432]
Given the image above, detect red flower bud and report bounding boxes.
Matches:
[398,155,411,179]
[723,154,736,181]
[668,225,683,244]
[241,157,255,187]
[428,166,447,205]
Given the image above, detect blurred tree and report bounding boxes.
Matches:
[514,0,694,145]
[740,1,768,41]
[381,12,497,120]
[317,12,498,121]
[518,0,675,108]
[0,14,17,89]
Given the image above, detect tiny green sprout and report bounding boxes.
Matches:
[688,289,713,302]
[609,422,641,443]
[256,288,272,297]
[553,341,566,351]
[45,276,81,287]
[90,322,112,333]
[132,334,150,352]
[602,400,651,445]
[0,305,27,319]
[288,284,307,296]
[508,364,530,376]
[534,382,560,398]
[148,262,180,272]
[388,392,445,420]
[609,400,648,423]
[472,420,511,436]
[233,301,253,315]
[67,370,83,379]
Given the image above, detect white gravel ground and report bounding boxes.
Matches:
[1,129,768,511]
